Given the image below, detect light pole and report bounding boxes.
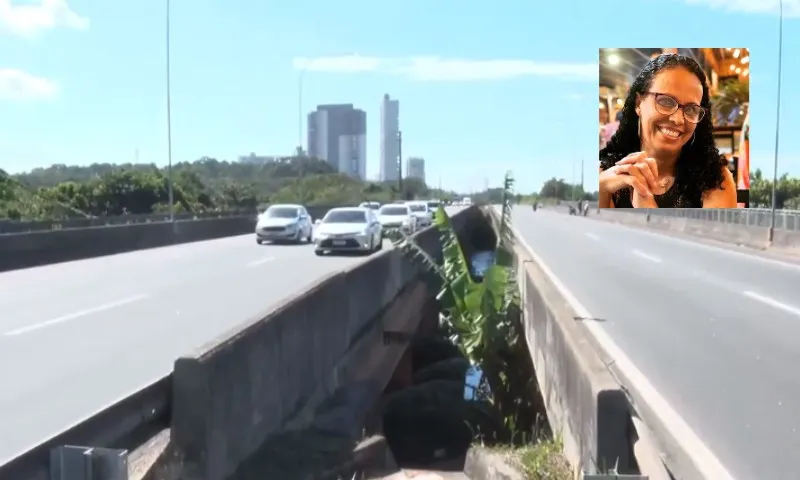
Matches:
[769,0,784,242]
[298,69,305,155]
[165,0,175,221]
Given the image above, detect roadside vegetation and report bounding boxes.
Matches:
[396,172,572,479]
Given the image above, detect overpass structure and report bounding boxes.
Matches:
[0,204,799,479]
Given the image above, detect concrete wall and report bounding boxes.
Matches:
[170,206,484,480]
[0,206,342,273]
[0,216,254,273]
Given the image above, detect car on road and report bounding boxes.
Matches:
[255,204,313,244]
[377,204,416,237]
[314,207,383,256]
[405,201,433,228]
[358,201,381,211]
[426,199,442,213]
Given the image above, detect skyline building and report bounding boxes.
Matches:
[379,94,399,182]
[406,157,425,183]
[307,104,367,180]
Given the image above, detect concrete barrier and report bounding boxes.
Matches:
[591,209,800,254]
[0,216,255,273]
[0,205,350,274]
[170,206,484,480]
[483,207,670,478]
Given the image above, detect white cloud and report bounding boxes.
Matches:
[682,0,800,17]
[0,68,59,101]
[292,54,597,82]
[0,0,90,37]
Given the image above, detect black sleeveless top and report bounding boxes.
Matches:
[611,179,702,208]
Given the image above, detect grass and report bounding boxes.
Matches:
[480,437,573,480]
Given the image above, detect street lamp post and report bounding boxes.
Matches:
[769,0,784,242]
[298,70,305,155]
[165,0,175,222]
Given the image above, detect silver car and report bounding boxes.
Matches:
[314,207,383,256]
[255,204,313,244]
[405,201,433,228]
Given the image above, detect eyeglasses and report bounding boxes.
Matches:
[643,92,706,124]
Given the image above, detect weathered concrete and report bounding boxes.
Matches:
[170,206,486,480]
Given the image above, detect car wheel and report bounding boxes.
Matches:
[256,238,263,245]
[314,249,324,256]
[376,235,383,250]
[294,229,302,243]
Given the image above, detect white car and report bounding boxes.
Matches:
[255,204,313,244]
[358,201,381,211]
[405,201,433,228]
[314,207,383,256]
[425,200,442,213]
[377,204,417,236]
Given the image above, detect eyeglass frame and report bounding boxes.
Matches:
[640,91,706,124]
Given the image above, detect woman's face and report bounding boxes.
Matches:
[636,66,704,156]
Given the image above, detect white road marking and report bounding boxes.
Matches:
[509,219,737,480]
[744,291,800,318]
[247,256,275,268]
[5,294,149,336]
[585,233,600,240]
[633,249,662,263]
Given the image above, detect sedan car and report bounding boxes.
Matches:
[377,204,416,237]
[255,204,313,244]
[405,201,433,228]
[314,207,383,256]
[358,201,381,211]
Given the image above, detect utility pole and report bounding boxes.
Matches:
[298,70,305,156]
[165,0,175,222]
[571,160,576,202]
[769,0,784,242]
[397,130,403,198]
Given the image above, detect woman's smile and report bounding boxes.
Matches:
[657,124,683,141]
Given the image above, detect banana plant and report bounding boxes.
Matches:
[397,172,519,362]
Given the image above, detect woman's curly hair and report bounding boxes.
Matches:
[600,54,726,205]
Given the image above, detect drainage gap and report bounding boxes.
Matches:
[383,199,572,479]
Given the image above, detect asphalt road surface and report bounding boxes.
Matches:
[0,228,403,464]
[513,205,800,480]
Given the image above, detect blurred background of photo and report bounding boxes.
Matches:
[599,48,750,207]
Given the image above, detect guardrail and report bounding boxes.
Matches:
[0,211,251,234]
[0,376,170,480]
[612,206,800,231]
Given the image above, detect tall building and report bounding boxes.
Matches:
[380,94,400,182]
[307,104,367,180]
[406,157,426,183]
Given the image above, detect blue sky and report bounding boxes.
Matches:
[1,0,799,194]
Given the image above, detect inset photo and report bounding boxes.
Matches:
[598,48,750,209]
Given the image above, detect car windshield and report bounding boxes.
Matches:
[264,207,298,218]
[369,204,380,210]
[380,207,408,216]
[408,204,426,212]
[324,210,367,223]
[427,202,440,209]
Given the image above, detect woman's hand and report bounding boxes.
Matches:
[600,152,660,207]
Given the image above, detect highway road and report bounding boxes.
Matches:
[513,206,800,480]
[0,230,395,464]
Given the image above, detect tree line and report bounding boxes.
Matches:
[0,157,448,221]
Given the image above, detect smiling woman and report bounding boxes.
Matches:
[598,48,746,209]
